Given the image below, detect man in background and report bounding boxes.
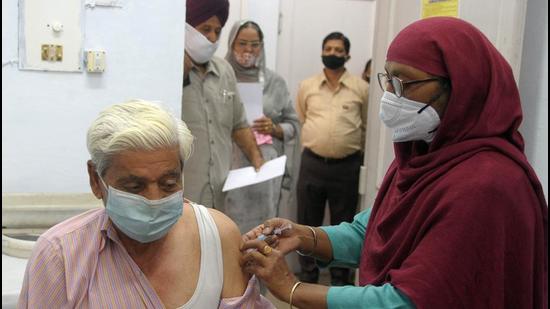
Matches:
[295,31,369,286]
[182,0,264,211]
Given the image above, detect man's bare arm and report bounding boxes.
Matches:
[209,209,250,298]
[232,127,264,171]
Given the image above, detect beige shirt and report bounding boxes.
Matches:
[296,70,369,158]
[182,57,248,210]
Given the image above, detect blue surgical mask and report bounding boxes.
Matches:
[99,177,183,243]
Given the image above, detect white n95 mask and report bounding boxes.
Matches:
[185,23,219,64]
[379,91,440,143]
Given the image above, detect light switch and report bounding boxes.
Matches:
[50,21,64,33]
[19,0,83,71]
[86,50,106,73]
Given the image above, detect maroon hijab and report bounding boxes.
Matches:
[359,17,547,308]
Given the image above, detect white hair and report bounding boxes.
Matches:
[87,99,194,175]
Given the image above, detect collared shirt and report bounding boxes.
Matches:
[182,57,248,209]
[18,208,168,308]
[18,206,273,309]
[296,70,369,159]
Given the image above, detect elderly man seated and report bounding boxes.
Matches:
[18,100,274,308]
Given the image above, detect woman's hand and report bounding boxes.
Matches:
[242,218,302,254]
[252,116,275,135]
[241,219,331,307]
[240,239,298,302]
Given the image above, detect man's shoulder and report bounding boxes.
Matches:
[210,56,230,66]
[209,57,235,77]
[297,74,324,98]
[343,72,369,91]
[206,207,242,241]
[28,208,105,266]
[40,208,105,244]
[203,207,250,297]
[300,73,324,87]
[186,202,241,243]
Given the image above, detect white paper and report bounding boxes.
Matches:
[222,155,287,192]
[237,82,263,123]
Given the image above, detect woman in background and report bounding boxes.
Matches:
[224,20,300,233]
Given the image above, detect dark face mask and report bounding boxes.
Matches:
[322,55,346,70]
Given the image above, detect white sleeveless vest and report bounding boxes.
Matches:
[177,202,224,308]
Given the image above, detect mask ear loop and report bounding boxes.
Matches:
[96,172,110,202]
[420,79,450,134]
[417,79,450,114]
[428,126,439,134]
[418,98,438,114]
[422,93,441,133]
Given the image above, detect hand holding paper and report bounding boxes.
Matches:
[222,156,287,192]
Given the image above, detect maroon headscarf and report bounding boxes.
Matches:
[359,17,547,308]
[186,0,229,27]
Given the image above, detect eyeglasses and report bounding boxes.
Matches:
[236,40,262,49]
[377,73,442,98]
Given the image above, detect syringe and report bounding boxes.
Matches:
[257,223,292,241]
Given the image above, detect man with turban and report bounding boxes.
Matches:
[182,0,264,212]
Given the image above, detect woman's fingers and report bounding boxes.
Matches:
[240,240,282,278]
[262,218,284,235]
[240,249,269,268]
[241,238,269,251]
[241,224,265,242]
[263,218,295,237]
[252,117,273,134]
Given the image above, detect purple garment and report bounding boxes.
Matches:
[219,276,275,309]
[186,0,229,27]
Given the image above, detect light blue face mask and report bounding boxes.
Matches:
[99,177,183,243]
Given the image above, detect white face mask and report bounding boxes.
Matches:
[379,91,440,143]
[185,23,219,64]
[233,51,257,68]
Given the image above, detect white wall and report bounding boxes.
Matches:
[276,0,377,101]
[2,1,186,193]
[246,0,281,71]
[519,0,548,199]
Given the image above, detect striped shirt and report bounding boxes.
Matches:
[17,207,274,308]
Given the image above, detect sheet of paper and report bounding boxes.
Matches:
[237,82,263,124]
[222,155,287,192]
